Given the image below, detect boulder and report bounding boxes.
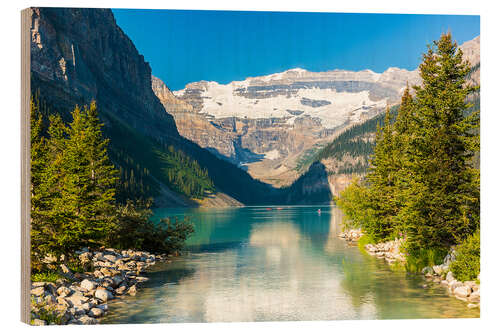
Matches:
[94,288,114,302]
[32,319,47,326]
[89,307,104,318]
[128,285,137,296]
[454,286,471,298]
[31,286,45,297]
[80,279,96,291]
[103,254,117,263]
[111,275,124,287]
[78,315,98,325]
[432,265,443,275]
[66,293,89,307]
[446,271,454,282]
[115,285,127,295]
[469,291,480,303]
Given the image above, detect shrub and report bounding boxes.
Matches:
[108,200,194,254]
[450,230,480,282]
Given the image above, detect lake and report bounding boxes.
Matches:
[102,206,479,323]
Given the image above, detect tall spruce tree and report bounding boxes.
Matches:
[58,103,118,252]
[399,33,480,250]
[364,107,398,240]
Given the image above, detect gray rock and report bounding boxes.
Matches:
[103,254,117,262]
[128,285,137,295]
[66,293,89,307]
[111,275,124,287]
[446,271,454,282]
[32,319,47,326]
[454,286,472,298]
[115,285,127,295]
[468,303,479,308]
[89,307,104,318]
[80,279,96,291]
[94,288,114,302]
[432,265,443,275]
[31,286,45,297]
[78,315,98,325]
[469,291,480,302]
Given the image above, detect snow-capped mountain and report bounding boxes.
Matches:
[152,36,478,187]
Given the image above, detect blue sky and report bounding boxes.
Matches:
[112,9,479,91]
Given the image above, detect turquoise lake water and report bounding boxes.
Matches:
[102,206,479,323]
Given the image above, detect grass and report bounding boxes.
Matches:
[404,247,448,274]
[357,234,377,251]
[31,271,63,283]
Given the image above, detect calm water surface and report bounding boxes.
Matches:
[102,206,479,323]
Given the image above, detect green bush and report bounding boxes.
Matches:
[450,230,480,282]
[108,200,195,254]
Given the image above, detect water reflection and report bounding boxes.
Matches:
[102,206,479,324]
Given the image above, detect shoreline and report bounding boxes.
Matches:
[30,248,173,325]
[338,229,480,309]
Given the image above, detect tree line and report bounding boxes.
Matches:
[336,34,480,273]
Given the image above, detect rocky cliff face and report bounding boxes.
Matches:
[30,7,178,138]
[29,7,263,207]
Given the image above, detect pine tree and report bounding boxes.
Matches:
[364,107,398,240]
[399,33,480,250]
[57,102,118,251]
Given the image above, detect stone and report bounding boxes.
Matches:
[115,285,127,295]
[454,286,471,298]
[78,315,98,325]
[112,275,124,287]
[60,264,72,274]
[469,291,480,303]
[89,307,104,318]
[128,285,137,295]
[422,266,434,276]
[94,288,114,302]
[57,297,70,307]
[103,254,117,262]
[468,303,479,309]
[66,293,89,307]
[32,319,47,326]
[80,279,96,291]
[432,265,443,275]
[135,276,149,283]
[44,294,56,305]
[446,271,454,282]
[31,286,45,297]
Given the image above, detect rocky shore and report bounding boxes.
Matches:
[338,229,480,308]
[30,248,171,325]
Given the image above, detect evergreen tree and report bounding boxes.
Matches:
[398,33,480,250]
[57,103,118,252]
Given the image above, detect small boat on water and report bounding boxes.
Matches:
[317,208,321,215]
[276,207,283,210]
[266,207,273,211]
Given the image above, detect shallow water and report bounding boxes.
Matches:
[102,206,479,323]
